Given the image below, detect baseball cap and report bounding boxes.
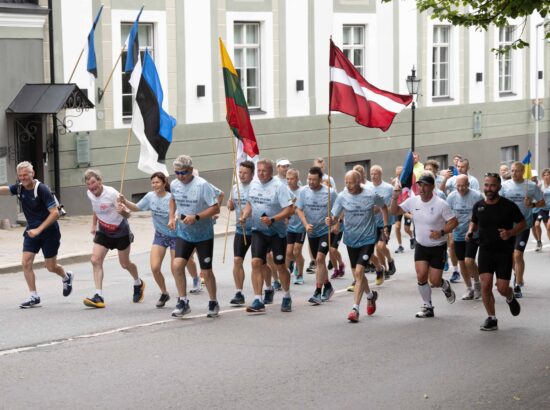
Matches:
[416,174,435,185]
[276,159,291,167]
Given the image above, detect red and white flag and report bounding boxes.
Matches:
[329,40,413,132]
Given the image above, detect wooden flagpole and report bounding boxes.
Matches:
[230,132,247,246]
[98,44,126,103]
[222,169,235,264]
[119,120,133,194]
[327,113,332,244]
[68,46,86,83]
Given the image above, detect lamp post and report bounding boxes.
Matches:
[406,66,421,152]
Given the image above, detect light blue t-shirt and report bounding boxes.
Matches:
[296,185,337,237]
[331,186,385,248]
[436,188,447,200]
[170,176,217,242]
[500,179,544,229]
[232,182,252,235]
[371,181,394,227]
[446,189,484,241]
[322,174,338,193]
[247,178,294,238]
[540,183,550,211]
[288,186,306,234]
[446,174,480,193]
[137,191,176,238]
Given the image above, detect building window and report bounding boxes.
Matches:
[342,25,365,75]
[432,26,450,98]
[501,145,518,167]
[234,22,260,110]
[345,160,370,178]
[427,155,448,170]
[498,26,514,94]
[121,22,154,123]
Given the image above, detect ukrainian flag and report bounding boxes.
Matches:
[522,150,532,179]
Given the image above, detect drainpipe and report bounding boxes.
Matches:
[48,0,61,199]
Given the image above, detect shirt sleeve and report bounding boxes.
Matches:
[136,193,151,211]
[511,201,525,224]
[296,189,304,210]
[400,197,412,213]
[533,185,544,201]
[471,203,479,224]
[8,184,17,196]
[38,183,57,209]
[441,201,456,221]
[331,194,343,218]
[374,192,385,207]
[277,185,294,209]
[202,182,217,207]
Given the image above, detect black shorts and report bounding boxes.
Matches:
[414,243,447,270]
[454,239,479,261]
[536,209,549,223]
[93,231,133,251]
[478,247,513,281]
[23,226,61,258]
[287,231,306,245]
[375,225,392,243]
[308,233,338,256]
[176,238,214,269]
[331,231,343,248]
[346,244,375,269]
[514,229,530,252]
[251,231,286,265]
[233,233,252,259]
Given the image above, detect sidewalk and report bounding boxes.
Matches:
[0,211,235,274]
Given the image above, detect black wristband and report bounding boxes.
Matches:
[195,214,200,221]
[270,217,275,224]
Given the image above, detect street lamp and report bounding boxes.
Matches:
[406,66,421,152]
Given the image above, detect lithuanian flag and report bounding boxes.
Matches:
[219,38,259,158]
[522,150,532,179]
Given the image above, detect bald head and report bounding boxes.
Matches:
[345,170,362,193]
[455,174,470,195]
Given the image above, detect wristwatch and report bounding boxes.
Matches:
[270,217,276,224]
[195,214,201,221]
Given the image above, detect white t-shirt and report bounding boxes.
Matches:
[400,194,455,247]
[87,185,129,237]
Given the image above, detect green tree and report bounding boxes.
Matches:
[383,0,550,51]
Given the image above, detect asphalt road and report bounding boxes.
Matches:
[1,236,549,410]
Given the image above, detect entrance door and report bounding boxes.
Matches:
[13,115,44,181]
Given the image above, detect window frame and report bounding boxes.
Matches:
[233,22,261,110]
[500,145,518,167]
[432,25,450,98]
[342,24,366,76]
[498,25,514,95]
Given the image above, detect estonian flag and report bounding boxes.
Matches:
[129,49,176,176]
[124,6,144,74]
[398,150,419,203]
[86,5,104,78]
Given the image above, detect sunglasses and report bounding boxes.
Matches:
[175,170,191,176]
[485,172,500,178]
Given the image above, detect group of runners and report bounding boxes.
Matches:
[2,153,549,331]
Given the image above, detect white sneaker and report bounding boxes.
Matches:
[190,276,202,294]
[473,282,482,299]
[461,289,474,300]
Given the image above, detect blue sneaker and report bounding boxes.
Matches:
[246,299,266,313]
[294,275,304,285]
[513,285,523,299]
[273,280,282,291]
[281,297,292,312]
[450,271,461,283]
[263,289,275,304]
[443,260,449,272]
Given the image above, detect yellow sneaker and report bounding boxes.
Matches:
[83,294,105,308]
[347,281,355,292]
[375,268,385,286]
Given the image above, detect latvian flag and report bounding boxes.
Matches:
[329,40,412,132]
[129,49,176,176]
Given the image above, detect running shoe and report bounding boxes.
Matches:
[415,304,434,318]
[327,260,333,270]
[263,289,275,304]
[230,292,245,306]
[410,238,416,249]
[288,261,295,273]
[443,260,449,272]
[347,307,360,323]
[450,271,461,283]
[347,281,356,292]
[207,300,220,318]
[133,279,146,303]
[281,297,292,312]
[83,294,105,308]
[513,285,522,299]
[461,289,474,300]
[474,282,482,299]
[387,260,396,276]
[294,275,304,285]
[273,280,282,291]
[536,241,543,252]
[366,290,378,316]
[62,271,74,297]
[395,245,404,254]
[156,293,170,308]
[306,261,316,274]
[321,285,334,302]
[480,317,498,331]
[201,276,205,285]
[190,276,202,294]
[293,265,299,277]
[246,299,266,313]
[171,298,191,317]
[337,263,346,277]
[330,269,340,280]
[20,295,41,309]
[368,262,376,273]
[375,267,385,286]
[507,295,521,316]
[442,279,456,304]
[308,291,322,305]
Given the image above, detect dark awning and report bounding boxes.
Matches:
[5,83,94,115]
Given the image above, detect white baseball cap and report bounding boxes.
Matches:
[277,159,291,167]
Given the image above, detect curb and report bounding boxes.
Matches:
[0,228,236,275]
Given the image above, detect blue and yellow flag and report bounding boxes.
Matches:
[522,150,532,179]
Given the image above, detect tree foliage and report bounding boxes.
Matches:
[382,0,550,52]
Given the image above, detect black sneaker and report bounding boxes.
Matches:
[207,300,220,318]
[288,260,295,273]
[387,260,396,276]
[415,305,434,318]
[513,285,522,299]
[133,279,146,303]
[263,289,275,304]
[62,271,74,297]
[171,298,191,317]
[230,292,245,306]
[156,293,170,308]
[83,294,105,308]
[20,295,41,309]
[281,297,292,312]
[306,261,316,274]
[321,284,334,302]
[410,238,416,249]
[308,290,322,305]
[507,295,521,316]
[327,260,333,270]
[480,317,498,331]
